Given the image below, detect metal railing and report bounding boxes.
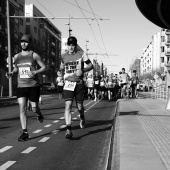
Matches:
[151,84,170,100]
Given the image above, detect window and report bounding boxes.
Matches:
[19,18,23,26]
[34,27,37,33]
[161,57,164,63]
[161,46,164,52]
[161,36,165,42]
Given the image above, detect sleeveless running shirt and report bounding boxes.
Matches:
[15,51,39,87]
[61,51,84,82]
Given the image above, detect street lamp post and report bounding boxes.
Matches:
[7,0,12,97]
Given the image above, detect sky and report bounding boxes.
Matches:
[25,0,161,74]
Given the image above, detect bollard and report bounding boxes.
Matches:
[165,97,170,109]
[165,87,170,109]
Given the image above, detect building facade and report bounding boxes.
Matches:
[0,0,25,95]
[141,29,170,77]
[25,4,62,83]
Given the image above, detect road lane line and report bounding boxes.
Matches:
[59,125,66,129]
[72,117,77,120]
[33,129,43,133]
[39,137,50,142]
[59,117,65,120]
[44,124,52,127]
[53,120,59,123]
[0,146,13,153]
[0,161,16,170]
[52,130,59,134]
[21,147,36,154]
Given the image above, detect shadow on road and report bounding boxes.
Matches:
[119,111,139,116]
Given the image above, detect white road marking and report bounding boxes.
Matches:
[53,120,59,123]
[53,130,59,134]
[44,124,52,128]
[71,111,74,114]
[59,117,65,120]
[0,146,13,153]
[39,137,50,142]
[32,129,43,133]
[0,161,16,170]
[21,147,36,154]
[72,117,77,120]
[59,125,66,129]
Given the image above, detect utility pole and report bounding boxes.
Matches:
[86,40,89,55]
[7,0,12,97]
[65,15,72,37]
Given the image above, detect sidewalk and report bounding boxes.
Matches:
[116,96,170,170]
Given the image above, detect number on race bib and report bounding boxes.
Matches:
[19,67,30,78]
[63,81,76,91]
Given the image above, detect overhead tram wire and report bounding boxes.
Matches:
[75,0,103,54]
[63,0,103,19]
[36,0,55,18]
[87,0,108,56]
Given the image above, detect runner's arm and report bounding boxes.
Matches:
[6,54,18,78]
[82,53,93,72]
[33,52,46,74]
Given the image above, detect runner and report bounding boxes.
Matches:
[93,71,101,101]
[119,68,130,98]
[99,74,106,99]
[60,36,93,139]
[86,73,94,100]
[106,74,114,101]
[113,74,120,100]
[130,70,139,98]
[56,71,64,99]
[6,35,46,141]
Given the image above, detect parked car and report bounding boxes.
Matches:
[42,82,57,92]
[139,84,148,92]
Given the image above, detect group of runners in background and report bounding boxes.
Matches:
[56,67,140,102]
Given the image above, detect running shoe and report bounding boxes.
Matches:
[65,130,73,139]
[18,132,29,142]
[37,112,44,123]
[80,117,86,129]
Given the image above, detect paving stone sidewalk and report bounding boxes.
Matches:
[118,97,170,170]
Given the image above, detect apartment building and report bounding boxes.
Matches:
[0,0,25,95]
[25,4,62,83]
[141,29,170,76]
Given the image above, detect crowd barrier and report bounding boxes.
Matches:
[151,84,169,100]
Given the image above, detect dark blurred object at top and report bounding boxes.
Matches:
[135,0,170,29]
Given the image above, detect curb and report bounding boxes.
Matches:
[105,100,120,170]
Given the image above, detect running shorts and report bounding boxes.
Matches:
[17,86,40,102]
[63,83,85,103]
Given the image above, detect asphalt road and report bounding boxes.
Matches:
[0,96,116,170]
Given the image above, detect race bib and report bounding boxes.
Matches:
[64,81,76,91]
[121,79,126,83]
[100,82,104,86]
[95,80,99,84]
[19,67,30,78]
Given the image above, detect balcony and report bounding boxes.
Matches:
[165,50,170,56]
[165,40,170,45]
[165,30,170,35]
